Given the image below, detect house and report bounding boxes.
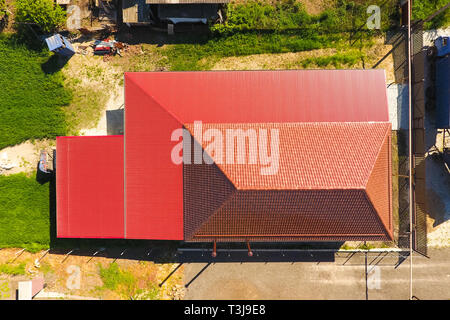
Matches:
[122,0,229,25]
[56,70,393,242]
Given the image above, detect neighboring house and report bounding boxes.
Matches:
[122,0,229,25]
[56,70,393,242]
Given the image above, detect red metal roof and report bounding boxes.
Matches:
[124,70,390,241]
[126,70,389,123]
[124,78,184,240]
[56,136,124,238]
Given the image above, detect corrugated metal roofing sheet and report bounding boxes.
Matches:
[45,34,63,52]
[125,70,389,124]
[56,136,124,238]
[45,34,75,56]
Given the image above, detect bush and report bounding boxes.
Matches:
[15,0,66,33]
[165,30,334,70]
[213,0,399,35]
[213,0,311,33]
[98,263,161,299]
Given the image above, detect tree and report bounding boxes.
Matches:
[15,0,66,33]
[0,0,7,18]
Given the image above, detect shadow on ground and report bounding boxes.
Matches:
[45,168,342,263]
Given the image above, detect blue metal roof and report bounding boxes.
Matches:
[45,34,64,51]
[436,55,450,129]
[435,36,450,57]
[45,34,75,57]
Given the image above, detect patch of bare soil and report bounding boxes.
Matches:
[300,0,334,15]
[427,221,450,248]
[1,0,16,33]
[63,39,124,136]
[361,37,396,82]
[230,0,334,15]
[212,48,338,70]
[0,249,184,300]
[0,140,55,176]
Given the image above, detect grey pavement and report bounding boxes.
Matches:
[183,248,450,300]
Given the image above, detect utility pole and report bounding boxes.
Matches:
[407,0,414,301]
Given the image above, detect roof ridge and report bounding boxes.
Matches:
[363,122,391,188]
[362,187,393,240]
[183,125,239,190]
[364,130,393,240]
[125,74,183,126]
[192,188,237,239]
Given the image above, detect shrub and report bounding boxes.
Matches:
[212,0,313,34]
[15,0,66,33]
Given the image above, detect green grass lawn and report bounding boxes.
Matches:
[0,173,50,252]
[0,34,71,149]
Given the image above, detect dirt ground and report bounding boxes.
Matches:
[212,37,396,83]
[0,140,55,176]
[0,248,184,300]
[300,0,334,15]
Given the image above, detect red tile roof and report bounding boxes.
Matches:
[184,122,391,190]
[183,123,393,241]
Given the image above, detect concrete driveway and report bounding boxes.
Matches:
[183,248,450,300]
